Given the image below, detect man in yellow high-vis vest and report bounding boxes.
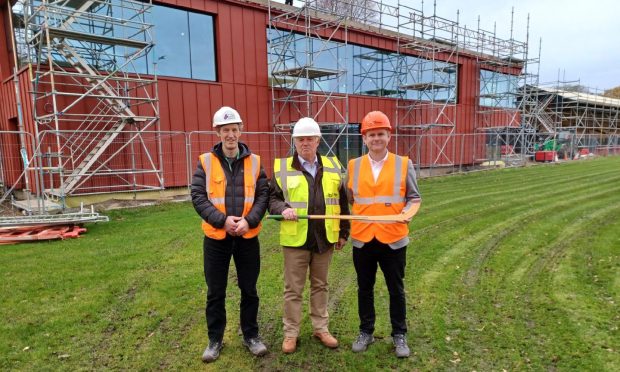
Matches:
[191,106,269,363]
[346,111,421,358]
[269,117,350,354]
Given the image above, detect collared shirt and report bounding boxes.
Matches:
[298,154,318,178]
[223,150,240,171]
[368,151,389,182]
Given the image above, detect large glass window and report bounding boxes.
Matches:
[10,1,217,81]
[318,124,362,166]
[351,46,400,97]
[152,6,216,80]
[188,12,216,81]
[152,6,191,78]
[267,28,457,101]
[479,70,518,108]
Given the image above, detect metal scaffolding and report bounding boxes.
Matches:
[267,0,349,159]
[472,9,539,159]
[15,0,161,198]
[396,1,459,166]
[526,80,620,152]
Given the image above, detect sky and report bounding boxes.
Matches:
[423,0,620,91]
[274,0,620,91]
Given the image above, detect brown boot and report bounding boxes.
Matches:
[313,332,339,348]
[282,337,297,354]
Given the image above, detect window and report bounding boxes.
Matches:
[267,28,457,100]
[479,70,518,108]
[318,124,362,166]
[10,1,217,81]
[152,6,216,80]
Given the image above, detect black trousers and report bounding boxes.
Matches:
[203,235,260,342]
[353,238,407,336]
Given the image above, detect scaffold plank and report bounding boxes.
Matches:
[47,27,149,49]
[272,66,342,79]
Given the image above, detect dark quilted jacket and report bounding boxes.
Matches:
[191,142,269,231]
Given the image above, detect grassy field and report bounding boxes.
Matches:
[1,157,619,371]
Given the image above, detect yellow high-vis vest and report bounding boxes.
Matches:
[274,156,342,247]
[199,152,262,239]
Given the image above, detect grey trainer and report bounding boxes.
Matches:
[393,334,410,358]
[351,332,374,352]
[201,341,223,363]
[243,337,268,357]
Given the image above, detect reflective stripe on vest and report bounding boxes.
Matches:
[199,152,262,239]
[274,156,342,247]
[348,153,408,244]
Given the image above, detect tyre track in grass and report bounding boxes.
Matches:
[419,159,612,205]
[411,165,619,244]
[406,171,620,301]
[88,235,196,369]
[405,177,620,369]
[550,207,620,371]
[408,174,620,293]
[417,166,618,228]
[461,177,620,288]
[412,181,620,299]
[421,158,619,196]
[511,202,620,370]
[435,189,620,370]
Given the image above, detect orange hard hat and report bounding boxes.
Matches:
[361,111,392,135]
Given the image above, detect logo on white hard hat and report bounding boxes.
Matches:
[213,106,242,127]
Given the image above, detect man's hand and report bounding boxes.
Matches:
[233,217,250,236]
[401,209,413,224]
[335,237,347,250]
[281,208,298,221]
[225,216,242,235]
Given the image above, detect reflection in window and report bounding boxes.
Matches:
[188,12,216,81]
[10,1,217,81]
[267,28,457,101]
[152,6,216,80]
[479,70,518,108]
[318,124,362,166]
[153,6,191,78]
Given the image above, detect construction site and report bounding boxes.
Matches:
[0,0,618,237]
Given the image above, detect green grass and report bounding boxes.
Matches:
[1,157,619,371]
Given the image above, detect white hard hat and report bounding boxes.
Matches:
[292,117,321,138]
[213,106,242,127]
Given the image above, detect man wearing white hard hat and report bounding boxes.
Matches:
[269,117,350,354]
[191,106,269,362]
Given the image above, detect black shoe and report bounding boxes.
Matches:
[243,336,268,356]
[201,340,223,363]
[352,332,374,352]
[393,334,410,358]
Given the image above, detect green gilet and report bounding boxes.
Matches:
[274,156,342,247]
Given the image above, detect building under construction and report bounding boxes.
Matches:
[524,82,619,156]
[0,0,617,206]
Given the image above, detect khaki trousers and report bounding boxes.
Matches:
[282,247,334,337]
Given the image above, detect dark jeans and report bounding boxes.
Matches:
[353,238,407,336]
[203,235,260,342]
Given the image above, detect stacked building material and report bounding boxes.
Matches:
[0,225,87,245]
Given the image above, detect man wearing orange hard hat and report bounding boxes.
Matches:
[345,111,421,358]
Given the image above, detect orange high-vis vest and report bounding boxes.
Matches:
[199,152,262,239]
[348,153,408,244]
